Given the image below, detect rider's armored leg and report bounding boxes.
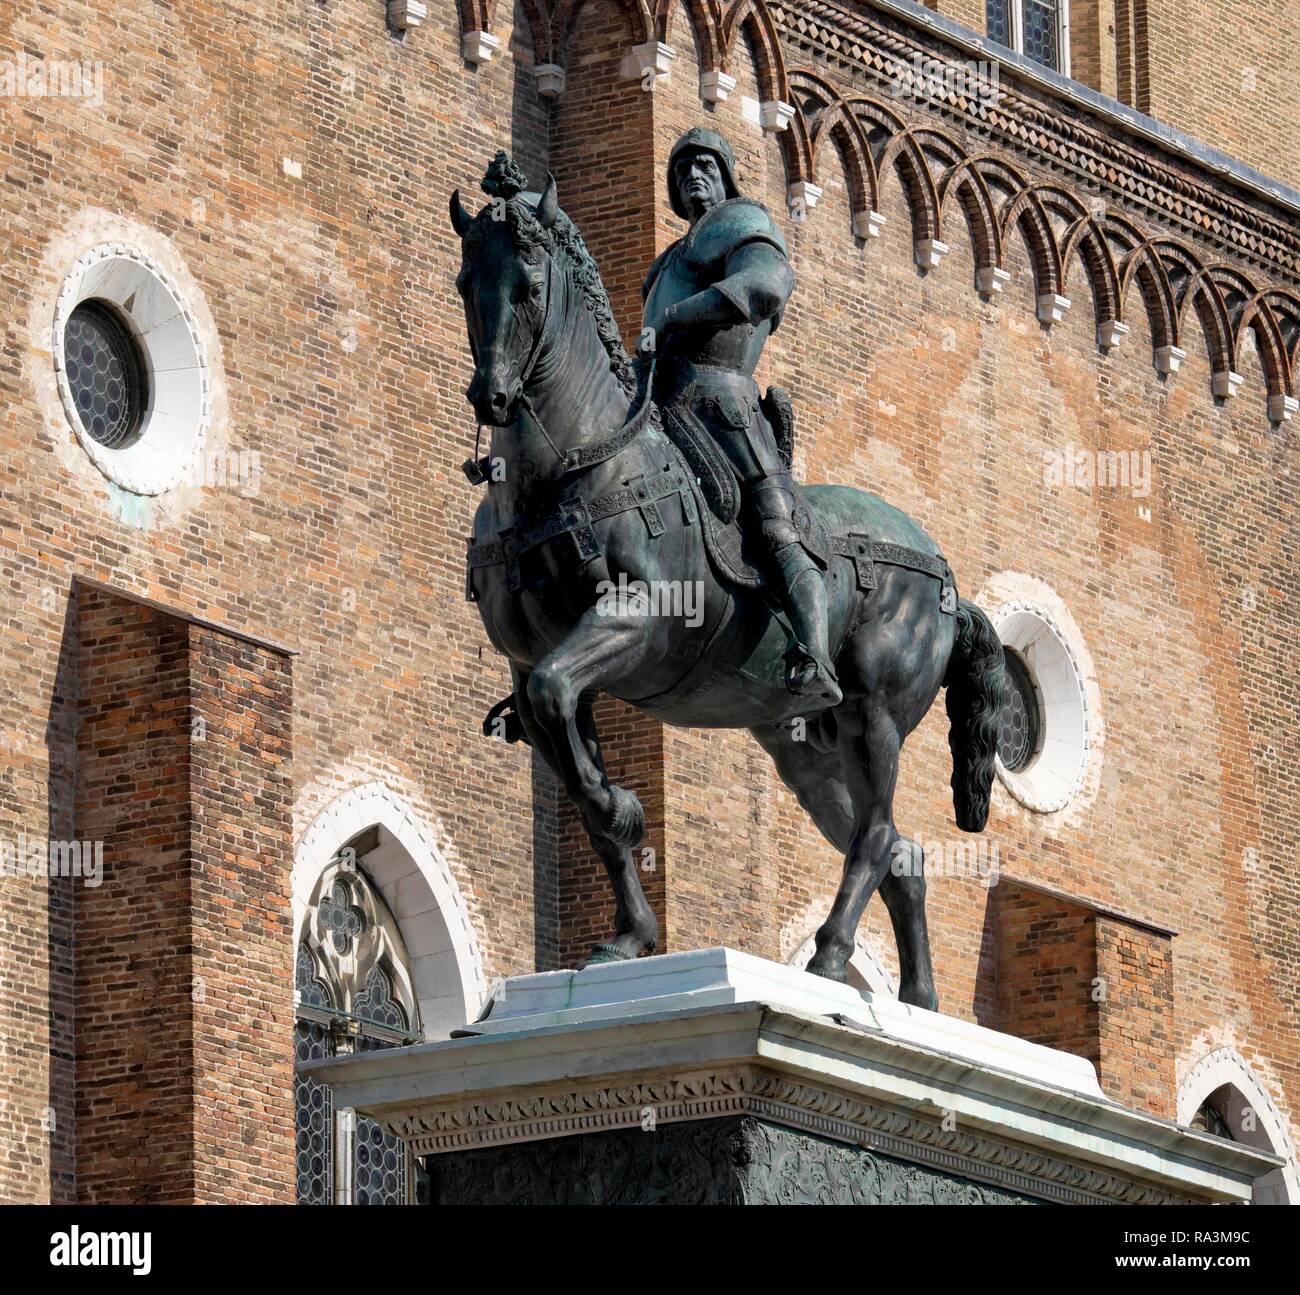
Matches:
[750,477,842,707]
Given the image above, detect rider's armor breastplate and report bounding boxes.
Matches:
[643,198,791,482]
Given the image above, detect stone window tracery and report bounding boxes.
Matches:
[293,851,422,1204]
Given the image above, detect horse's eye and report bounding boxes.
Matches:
[529,280,544,301]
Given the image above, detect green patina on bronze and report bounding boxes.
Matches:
[449,138,1006,1004]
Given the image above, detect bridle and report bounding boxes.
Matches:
[467,230,655,482]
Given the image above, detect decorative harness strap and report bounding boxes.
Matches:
[832,533,957,614]
[466,463,692,599]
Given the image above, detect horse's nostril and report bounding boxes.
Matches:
[490,390,508,410]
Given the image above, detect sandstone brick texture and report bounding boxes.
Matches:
[1,1,1297,1201]
[67,582,294,1203]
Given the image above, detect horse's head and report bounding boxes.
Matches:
[450,153,560,426]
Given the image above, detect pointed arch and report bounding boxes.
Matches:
[1154,245,1237,377]
[512,0,554,65]
[719,0,789,102]
[1178,1047,1298,1205]
[875,127,941,244]
[1060,215,1122,331]
[788,71,880,218]
[935,152,1004,277]
[1237,293,1293,400]
[551,0,654,62]
[657,0,723,70]
[294,782,486,1040]
[1000,186,1063,298]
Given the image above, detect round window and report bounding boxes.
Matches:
[54,244,211,496]
[63,301,148,449]
[997,647,1041,773]
[992,601,1091,814]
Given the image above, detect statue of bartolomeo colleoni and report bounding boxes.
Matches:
[640,126,841,706]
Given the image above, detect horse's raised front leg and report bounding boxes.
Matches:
[514,608,659,964]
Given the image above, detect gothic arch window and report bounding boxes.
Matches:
[294,848,424,1205]
[1178,1047,1299,1205]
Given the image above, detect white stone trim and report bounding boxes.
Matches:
[1177,1046,1299,1205]
[914,237,950,270]
[993,600,1091,814]
[1212,369,1244,399]
[53,243,210,495]
[760,99,796,133]
[1097,318,1129,350]
[533,63,565,99]
[852,210,887,240]
[1036,292,1071,325]
[622,41,676,84]
[977,266,1011,295]
[786,181,822,220]
[1155,343,1187,374]
[1267,393,1297,423]
[293,782,486,1040]
[462,30,500,65]
[699,71,736,103]
[387,0,426,30]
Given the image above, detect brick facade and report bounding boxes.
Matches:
[1,1,1296,1201]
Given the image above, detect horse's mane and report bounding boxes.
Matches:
[467,154,641,406]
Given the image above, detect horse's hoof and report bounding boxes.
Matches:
[806,956,849,984]
[580,941,636,968]
[898,983,939,1012]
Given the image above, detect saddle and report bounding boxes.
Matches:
[659,386,824,590]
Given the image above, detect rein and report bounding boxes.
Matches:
[467,237,656,487]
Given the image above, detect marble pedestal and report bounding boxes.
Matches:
[308,948,1279,1205]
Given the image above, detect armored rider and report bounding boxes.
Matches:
[640,126,841,706]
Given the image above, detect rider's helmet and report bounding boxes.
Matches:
[667,126,740,219]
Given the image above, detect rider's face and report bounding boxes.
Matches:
[674,150,726,219]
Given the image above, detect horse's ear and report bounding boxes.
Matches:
[450,189,473,238]
[537,172,559,229]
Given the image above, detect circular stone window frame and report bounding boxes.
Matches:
[992,601,1091,814]
[53,244,210,496]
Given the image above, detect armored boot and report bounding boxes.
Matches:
[772,541,842,707]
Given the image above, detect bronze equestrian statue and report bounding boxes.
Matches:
[452,139,1006,1011]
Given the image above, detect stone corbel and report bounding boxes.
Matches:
[1098,319,1130,350]
[462,30,501,65]
[700,71,737,104]
[914,238,950,271]
[787,181,822,221]
[388,0,426,31]
[1211,370,1244,399]
[534,64,566,99]
[852,211,887,240]
[1154,345,1187,375]
[977,266,1011,296]
[1268,394,1298,422]
[1037,293,1072,325]
[760,99,796,133]
[623,41,677,85]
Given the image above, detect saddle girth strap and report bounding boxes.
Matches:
[465,465,692,599]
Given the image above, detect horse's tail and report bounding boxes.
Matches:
[943,598,1006,832]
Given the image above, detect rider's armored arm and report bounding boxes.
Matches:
[664,241,794,333]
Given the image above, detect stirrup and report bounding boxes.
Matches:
[784,641,842,705]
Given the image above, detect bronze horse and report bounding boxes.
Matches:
[450,164,1005,1010]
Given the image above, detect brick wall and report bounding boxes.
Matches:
[67,583,293,1203]
[1,0,1296,1200]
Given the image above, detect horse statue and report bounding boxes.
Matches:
[450,152,1006,1011]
